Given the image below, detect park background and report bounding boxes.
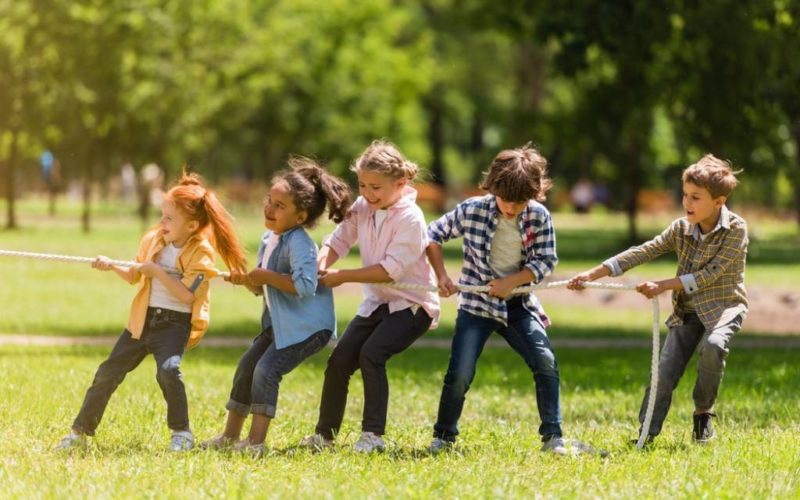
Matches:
[1,0,799,498]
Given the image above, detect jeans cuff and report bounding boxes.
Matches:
[71,422,96,437]
[225,399,251,417]
[250,403,276,418]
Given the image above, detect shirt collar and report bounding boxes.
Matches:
[685,205,730,239]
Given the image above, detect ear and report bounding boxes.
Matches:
[396,177,408,189]
[297,210,308,225]
[714,195,727,208]
[187,219,201,234]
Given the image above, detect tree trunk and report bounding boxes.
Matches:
[5,128,19,230]
[792,122,800,230]
[82,149,94,233]
[426,93,446,187]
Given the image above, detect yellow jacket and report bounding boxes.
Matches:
[126,229,219,349]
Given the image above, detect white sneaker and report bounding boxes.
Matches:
[170,430,194,452]
[540,435,567,455]
[298,433,333,451]
[427,437,453,455]
[353,432,385,453]
[56,432,87,451]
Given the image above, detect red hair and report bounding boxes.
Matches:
[164,171,247,273]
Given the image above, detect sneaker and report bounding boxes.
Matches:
[298,433,334,451]
[198,434,235,450]
[353,431,385,453]
[170,430,195,452]
[693,412,716,443]
[427,437,453,455]
[540,435,567,455]
[56,432,87,451]
[233,439,267,457]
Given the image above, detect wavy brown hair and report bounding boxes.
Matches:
[480,143,553,203]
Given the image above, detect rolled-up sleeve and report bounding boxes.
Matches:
[181,245,216,294]
[288,234,319,298]
[524,212,558,283]
[381,213,427,281]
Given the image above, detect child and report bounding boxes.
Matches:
[299,140,440,453]
[426,143,565,455]
[199,157,351,455]
[57,172,247,452]
[568,154,747,444]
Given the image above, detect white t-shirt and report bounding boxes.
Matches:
[489,215,524,278]
[374,209,388,235]
[261,234,280,312]
[148,244,192,313]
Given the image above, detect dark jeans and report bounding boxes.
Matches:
[315,304,432,439]
[72,307,192,435]
[226,328,332,418]
[433,298,562,442]
[639,312,742,436]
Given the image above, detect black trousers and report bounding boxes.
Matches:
[315,304,432,439]
[72,307,192,435]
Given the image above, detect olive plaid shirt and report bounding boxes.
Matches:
[604,205,748,332]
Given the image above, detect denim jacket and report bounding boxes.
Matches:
[257,227,336,349]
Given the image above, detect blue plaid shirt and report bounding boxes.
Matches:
[427,195,558,326]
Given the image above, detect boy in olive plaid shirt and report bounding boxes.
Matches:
[569,154,747,444]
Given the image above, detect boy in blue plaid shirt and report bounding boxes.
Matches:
[569,154,747,444]
[426,144,565,454]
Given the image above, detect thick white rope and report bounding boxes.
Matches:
[1,249,659,449]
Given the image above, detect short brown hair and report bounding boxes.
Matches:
[350,140,418,181]
[682,154,740,198]
[479,143,553,202]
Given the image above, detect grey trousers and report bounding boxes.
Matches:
[639,313,743,436]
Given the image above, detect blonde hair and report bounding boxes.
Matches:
[682,154,741,198]
[480,142,553,202]
[350,140,418,181]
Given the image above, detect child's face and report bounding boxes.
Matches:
[264,180,307,234]
[159,201,199,248]
[682,181,725,231]
[494,195,528,219]
[357,170,407,210]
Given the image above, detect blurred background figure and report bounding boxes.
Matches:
[570,177,594,214]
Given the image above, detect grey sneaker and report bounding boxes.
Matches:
[170,430,194,452]
[427,437,453,455]
[56,432,87,451]
[540,435,567,455]
[353,432,385,453]
[298,433,333,451]
[198,434,235,450]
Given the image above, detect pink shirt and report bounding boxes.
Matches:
[325,186,440,329]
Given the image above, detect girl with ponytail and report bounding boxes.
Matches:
[200,157,351,455]
[299,140,440,453]
[58,170,247,453]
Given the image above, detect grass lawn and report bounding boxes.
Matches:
[1,344,798,497]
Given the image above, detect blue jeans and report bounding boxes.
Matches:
[227,328,331,418]
[433,298,562,441]
[73,307,192,435]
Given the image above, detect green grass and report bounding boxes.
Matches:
[1,344,799,497]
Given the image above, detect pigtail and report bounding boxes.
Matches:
[200,190,248,274]
[281,156,352,227]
